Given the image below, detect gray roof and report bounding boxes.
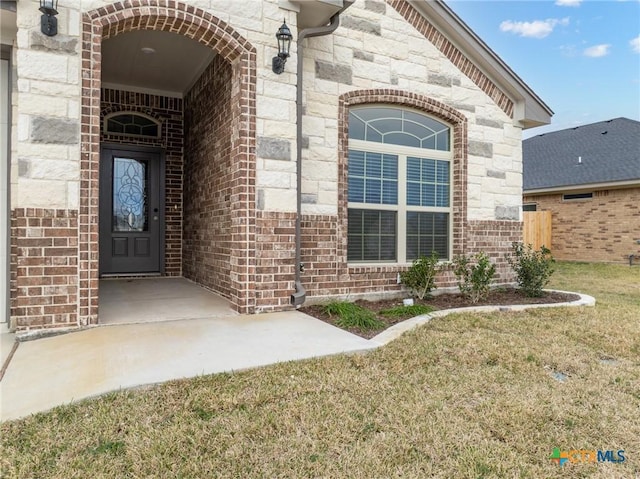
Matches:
[523,117,640,192]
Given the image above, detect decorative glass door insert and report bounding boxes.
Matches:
[113,157,149,232]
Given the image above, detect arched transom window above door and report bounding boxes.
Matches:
[104,112,161,138]
[347,106,452,264]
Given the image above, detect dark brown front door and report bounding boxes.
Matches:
[99,146,164,275]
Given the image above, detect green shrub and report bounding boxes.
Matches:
[379,304,435,319]
[400,252,442,300]
[507,242,555,297]
[452,251,496,303]
[323,302,385,331]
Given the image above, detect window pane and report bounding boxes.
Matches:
[407,157,421,180]
[349,107,450,151]
[422,161,436,183]
[436,131,450,151]
[365,179,381,203]
[384,132,420,148]
[348,150,397,206]
[370,118,402,134]
[348,209,396,262]
[406,212,449,260]
[422,184,435,207]
[382,180,397,204]
[349,112,365,140]
[365,126,382,143]
[348,177,364,203]
[421,135,436,150]
[407,182,420,206]
[365,153,382,177]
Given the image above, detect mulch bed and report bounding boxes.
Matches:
[299,288,580,339]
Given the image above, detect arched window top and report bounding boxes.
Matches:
[104,112,161,138]
[349,106,450,151]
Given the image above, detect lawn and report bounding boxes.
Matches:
[1,262,639,478]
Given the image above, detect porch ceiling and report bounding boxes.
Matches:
[101,30,215,98]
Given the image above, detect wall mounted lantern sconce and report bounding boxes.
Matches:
[39,0,59,37]
[272,20,293,74]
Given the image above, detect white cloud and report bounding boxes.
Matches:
[631,35,640,53]
[583,44,611,57]
[555,0,582,6]
[499,18,569,39]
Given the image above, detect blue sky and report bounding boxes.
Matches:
[446,0,640,138]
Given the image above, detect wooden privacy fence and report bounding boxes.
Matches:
[523,211,552,251]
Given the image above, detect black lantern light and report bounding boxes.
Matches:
[272,20,293,74]
[39,0,59,36]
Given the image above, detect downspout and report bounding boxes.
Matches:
[291,5,351,307]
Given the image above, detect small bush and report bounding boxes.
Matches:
[379,304,435,319]
[323,302,385,331]
[507,242,555,297]
[452,252,496,303]
[400,252,442,300]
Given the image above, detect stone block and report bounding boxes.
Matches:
[17,158,79,180]
[17,178,68,209]
[18,50,67,82]
[31,116,78,144]
[30,31,78,55]
[365,0,386,14]
[476,117,503,129]
[495,205,520,221]
[427,74,452,87]
[353,50,373,62]
[341,15,381,36]
[469,140,493,158]
[486,169,506,179]
[315,60,352,85]
[257,136,291,161]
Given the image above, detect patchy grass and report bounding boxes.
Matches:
[1,262,639,478]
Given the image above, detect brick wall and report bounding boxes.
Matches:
[524,187,640,262]
[10,209,78,330]
[255,211,297,312]
[100,88,183,276]
[466,220,522,283]
[300,215,521,303]
[183,56,234,300]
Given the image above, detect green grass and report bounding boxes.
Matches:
[323,301,385,331]
[1,262,639,478]
[379,303,435,318]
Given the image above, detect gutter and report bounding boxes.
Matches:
[291,4,352,307]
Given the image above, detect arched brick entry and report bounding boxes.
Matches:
[80,1,257,324]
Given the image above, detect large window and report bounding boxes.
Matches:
[347,106,452,263]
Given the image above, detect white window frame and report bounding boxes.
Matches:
[347,138,453,266]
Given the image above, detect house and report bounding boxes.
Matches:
[1,0,552,333]
[523,118,640,263]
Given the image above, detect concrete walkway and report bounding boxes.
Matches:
[0,311,375,421]
[0,290,595,422]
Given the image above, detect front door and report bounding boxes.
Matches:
[99,146,164,275]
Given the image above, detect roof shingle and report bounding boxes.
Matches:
[523,117,640,191]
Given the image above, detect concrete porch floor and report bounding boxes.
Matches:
[98,277,237,325]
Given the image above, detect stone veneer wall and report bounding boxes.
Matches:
[183,56,235,301]
[10,209,78,330]
[524,187,640,262]
[100,88,183,276]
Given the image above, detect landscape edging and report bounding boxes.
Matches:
[368,290,596,346]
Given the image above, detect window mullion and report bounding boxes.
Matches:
[398,154,407,264]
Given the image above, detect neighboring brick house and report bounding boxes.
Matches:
[523,118,640,263]
[1,0,552,332]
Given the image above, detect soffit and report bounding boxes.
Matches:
[101,30,215,98]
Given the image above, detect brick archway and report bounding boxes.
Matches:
[337,89,469,264]
[80,1,257,324]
